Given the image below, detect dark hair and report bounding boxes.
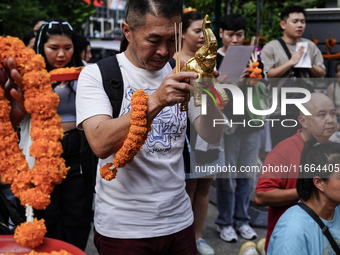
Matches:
[32,17,46,29]
[182,11,204,33]
[33,19,83,71]
[75,32,90,57]
[23,30,36,47]
[297,136,340,201]
[280,5,306,21]
[126,0,183,30]
[120,34,129,53]
[220,14,246,31]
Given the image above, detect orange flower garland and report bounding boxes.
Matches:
[100,89,151,181]
[323,52,340,61]
[49,67,83,75]
[5,251,73,255]
[325,38,337,53]
[13,218,47,248]
[0,36,68,248]
[248,62,262,86]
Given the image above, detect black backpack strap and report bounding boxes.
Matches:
[297,203,340,255]
[278,38,301,78]
[97,55,124,118]
[169,58,176,69]
[80,56,124,192]
[278,38,291,59]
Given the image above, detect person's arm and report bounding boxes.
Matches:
[0,58,26,126]
[82,68,199,159]
[327,84,340,116]
[327,84,334,99]
[255,151,300,207]
[306,64,324,78]
[192,102,224,144]
[255,188,299,207]
[266,47,305,78]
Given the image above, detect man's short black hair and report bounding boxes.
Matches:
[280,5,306,21]
[126,0,183,30]
[220,14,246,31]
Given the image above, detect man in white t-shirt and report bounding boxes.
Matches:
[76,0,223,254]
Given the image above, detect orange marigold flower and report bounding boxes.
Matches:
[14,218,47,248]
[130,125,148,135]
[131,104,148,112]
[130,118,147,126]
[100,163,118,180]
[49,66,83,75]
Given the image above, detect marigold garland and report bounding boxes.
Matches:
[325,38,337,53]
[0,36,69,249]
[248,62,262,86]
[49,66,83,75]
[323,52,340,61]
[5,250,73,255]
[100,89,151,181]
[13,218,47,248]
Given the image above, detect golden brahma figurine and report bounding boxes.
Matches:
[180,14,229,111]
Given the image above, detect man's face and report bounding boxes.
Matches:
[280,12,306,40]
[123,14,180,71]
[301,96,337,143]
[219,29,244,47]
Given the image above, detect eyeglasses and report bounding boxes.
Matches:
[36,21,73,54]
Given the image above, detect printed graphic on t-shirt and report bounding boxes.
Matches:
[323,239,340,255]
[122,86,187,153]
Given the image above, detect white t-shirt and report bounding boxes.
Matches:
[76,53,193,239]
[19,115,35,168]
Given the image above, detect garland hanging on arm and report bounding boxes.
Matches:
[100,89,151,181]
[0,36,69,249]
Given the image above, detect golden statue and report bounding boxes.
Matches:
[180,14,229,110]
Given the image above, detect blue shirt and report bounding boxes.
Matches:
[268,205,340,255]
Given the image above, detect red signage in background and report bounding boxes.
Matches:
[83,0,103,7]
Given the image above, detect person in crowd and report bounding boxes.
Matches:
[16,19,93,250]
[327,62,340,142]
[267,138,340,255]
[23,30,36,49]
[214,13,260,243]
[255,92,337,253]
[261,5,325,148]
[75,32,92,64]
[216,14,246,71]
[32,17,46,31]
[181,10,218,255]
[76,0,223,254]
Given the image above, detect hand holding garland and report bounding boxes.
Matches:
[81,65,198,159]
[98,67,199,180]
[0,36,68,248]
[0,57,26,127]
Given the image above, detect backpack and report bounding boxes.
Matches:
[80,56,176,192]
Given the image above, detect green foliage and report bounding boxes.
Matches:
[0,0,97,38]
[231,0,325,42]
[184,0,226,19]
